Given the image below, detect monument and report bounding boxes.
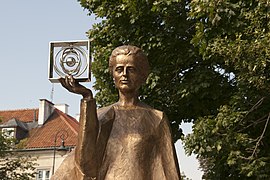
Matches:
[51,45,181,180]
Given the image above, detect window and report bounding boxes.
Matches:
[37,169,50,180]
[2,128,15,138]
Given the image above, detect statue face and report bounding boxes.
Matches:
[112,54,144,93]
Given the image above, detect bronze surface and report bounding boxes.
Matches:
[51,45,180,180]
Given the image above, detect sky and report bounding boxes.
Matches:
[0,1,202,179]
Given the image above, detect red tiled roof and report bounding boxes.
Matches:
[55,109,79,134]
[25,109,79,149]
[0,109,38,123]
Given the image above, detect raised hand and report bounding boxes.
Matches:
[59,76,93,100]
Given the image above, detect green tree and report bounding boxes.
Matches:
[78,0,233,141]
[184,0,270,179]
[181,171,192,180]
[78,0,270,178]
[0,127,36,180]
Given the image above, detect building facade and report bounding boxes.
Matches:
[0,99,79,180]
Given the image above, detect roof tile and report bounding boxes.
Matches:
[25,109,79,149]
[0,108,79,149]
[0,109,38,123]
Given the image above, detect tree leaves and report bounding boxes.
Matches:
[79,0,270,178]
[185,0,270,178]
[79,0,234,143]
[0,124,36,180]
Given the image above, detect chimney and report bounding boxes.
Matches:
[54,104,69,114]
[38,99,54,126]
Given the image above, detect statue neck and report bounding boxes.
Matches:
[118,91,139,107]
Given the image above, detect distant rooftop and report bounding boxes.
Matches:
[0,101,79,149]
[0,108,38,123]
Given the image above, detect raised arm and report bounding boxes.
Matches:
[59,76,99,179]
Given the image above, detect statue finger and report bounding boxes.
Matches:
[58,78,65,85]
[64,76,74,91]
[68,75,78,87]
[59,78,69,89]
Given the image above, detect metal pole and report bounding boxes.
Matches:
[51,130,68,175]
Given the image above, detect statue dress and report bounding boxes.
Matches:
[51,98,180,180]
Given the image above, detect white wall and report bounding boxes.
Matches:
[20,149,70,179]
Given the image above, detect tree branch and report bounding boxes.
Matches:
[250,112,270,159]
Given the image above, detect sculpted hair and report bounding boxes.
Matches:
[109,45,150,81]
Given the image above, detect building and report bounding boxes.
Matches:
[0,99,79,180]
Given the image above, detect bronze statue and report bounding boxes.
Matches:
[51,45,181,180]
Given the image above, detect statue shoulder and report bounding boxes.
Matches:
[150,108,164,120]
[140,103,166,125]
[97,103,117,123]
[97,105,113,115]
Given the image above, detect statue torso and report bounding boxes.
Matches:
[97,105,164,180]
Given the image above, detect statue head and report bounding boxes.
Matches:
[109,45,149,81]
[109,45,150,93]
